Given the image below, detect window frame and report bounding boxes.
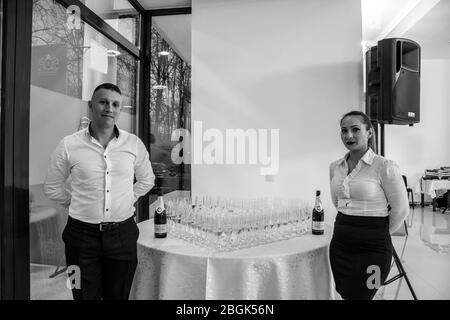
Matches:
[0,0,33,299]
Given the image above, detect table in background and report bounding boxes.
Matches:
[129,219,334,300]
[29,205,66,266]
[416,179,450,212]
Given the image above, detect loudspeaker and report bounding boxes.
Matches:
[366,46,381,121]
[366,38,421,125]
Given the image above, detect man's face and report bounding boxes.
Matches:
[89,89,122,128]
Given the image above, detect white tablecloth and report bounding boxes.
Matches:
[130,219,335,300]
[415,179,450,198]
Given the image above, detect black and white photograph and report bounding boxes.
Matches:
[0,0,449,305]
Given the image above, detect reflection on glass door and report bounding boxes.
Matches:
[150,14,191,194]
[29,0,139,299]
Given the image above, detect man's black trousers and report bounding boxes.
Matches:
[62,215,139,300]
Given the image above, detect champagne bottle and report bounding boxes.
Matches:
[154,190,167,238]
[312,190,324,235]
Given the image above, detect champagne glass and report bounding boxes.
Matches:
[279,206,289,240]
[300,202,311,234]
[215,208,227,252]
[250,210,259,247]
[166,199,175,236]
[255,206,266,244]
[294,207,302,236]
[190,206,201,245]
[172,199,183,238]
[224,211,235,251]
[204,214,216,250]
[229,212,239,250]
[262,210,271,244]
[236,211,246,249]
[199,208,210,247]
[304,203,312,233]
[179,201,190,241]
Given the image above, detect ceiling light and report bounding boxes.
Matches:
[107,49,121,57]
[152,85,167,90]
[158,51,170,56]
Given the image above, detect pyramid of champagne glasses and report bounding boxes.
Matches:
[165,197,312,252]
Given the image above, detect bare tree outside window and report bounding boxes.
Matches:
[150,27,191,192]
[32,0,85,98]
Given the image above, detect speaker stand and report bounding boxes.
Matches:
[383,248,418,300]
[378,122,418,300]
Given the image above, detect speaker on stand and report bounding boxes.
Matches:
[365,38,420,300]
[366,38,421,125]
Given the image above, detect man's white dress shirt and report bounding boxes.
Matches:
[44,125,155,224]
[329,148,409,234]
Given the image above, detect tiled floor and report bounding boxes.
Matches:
[30,264,72,300]
[375,205,450,300]
[30,205,450,300]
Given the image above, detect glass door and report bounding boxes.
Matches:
[29,0,140,299]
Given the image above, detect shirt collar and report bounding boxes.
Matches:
[337,148,375,166]
[86,122,120,139]
[360,148,375,165]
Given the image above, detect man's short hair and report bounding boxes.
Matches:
[92,83,121,96]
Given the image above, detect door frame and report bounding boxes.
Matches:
[0,0,33,299]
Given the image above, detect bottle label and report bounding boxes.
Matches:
[312,221,325,230]
[156,206,164,213]
[154,224,167,234]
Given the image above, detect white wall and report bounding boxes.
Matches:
[191,0,363,222]
[385,59,450,200]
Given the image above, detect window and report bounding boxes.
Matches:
[31,0,138,131]
[84,0,140,47]
[150,14,191,193]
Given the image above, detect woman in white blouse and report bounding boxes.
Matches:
[329,111,409,300]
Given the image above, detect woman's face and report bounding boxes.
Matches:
[340,115,371,152]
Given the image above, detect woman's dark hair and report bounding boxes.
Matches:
[340,111,376,151]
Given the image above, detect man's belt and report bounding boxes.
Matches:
[99,216,135,231]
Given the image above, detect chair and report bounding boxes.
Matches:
[392,221,409,261]
[382,221,418,300]
[380,206,417,299]
[402,175,415,208]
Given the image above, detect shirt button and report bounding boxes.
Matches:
[104,155,107,158]
[107,171,109,174]
[107,190,110,193]
[106,209,109,212]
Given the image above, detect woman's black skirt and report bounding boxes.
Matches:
[329,212,393,300]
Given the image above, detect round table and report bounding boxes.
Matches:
[130,219,335,300]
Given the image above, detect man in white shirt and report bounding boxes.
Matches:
[44,83,155,300]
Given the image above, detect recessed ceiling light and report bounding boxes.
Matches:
[158,51,170,56]
[107,49,121,57]
[152,85,167,90]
